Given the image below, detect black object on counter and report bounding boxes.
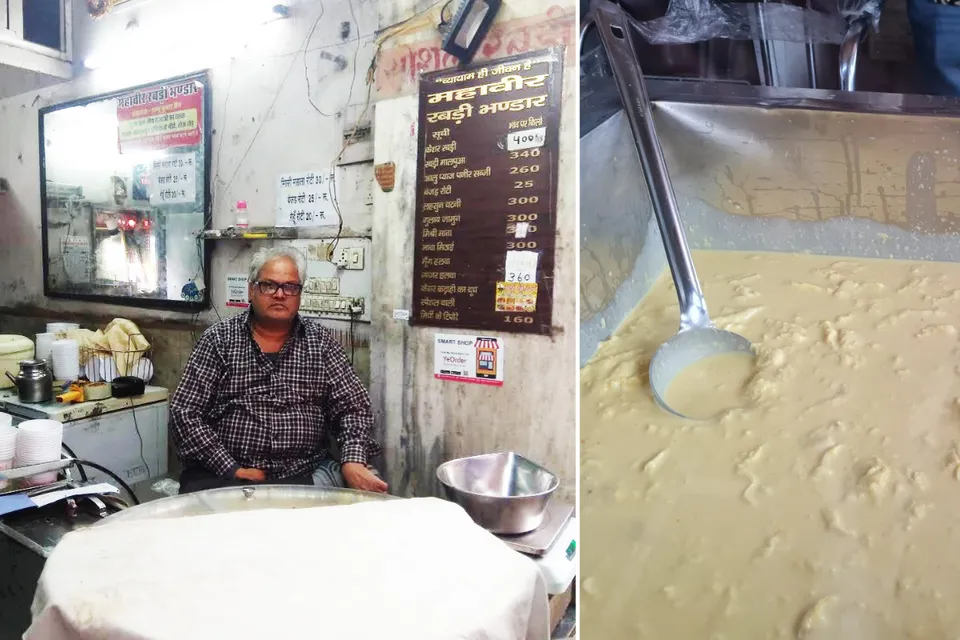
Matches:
[110,376,145,398]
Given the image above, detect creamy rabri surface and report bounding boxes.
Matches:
[581,250,960,639]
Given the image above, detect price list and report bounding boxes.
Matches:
[411,48,564,335]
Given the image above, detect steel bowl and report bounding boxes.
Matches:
[97,485,395,526]
[436,452,559,534]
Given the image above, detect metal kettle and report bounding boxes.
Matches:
[5,359,53,404]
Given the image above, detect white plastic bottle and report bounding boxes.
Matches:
[235,200,249,228]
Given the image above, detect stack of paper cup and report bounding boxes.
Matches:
[51,339,80,380]
[15,419,64,486]
[35,332,55,364]
[46,323,79,339]
[0,417,15,491]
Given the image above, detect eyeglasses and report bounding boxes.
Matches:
[254,280,303,296]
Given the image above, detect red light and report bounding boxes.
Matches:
[127,219,136,229]
[143,220,151,229]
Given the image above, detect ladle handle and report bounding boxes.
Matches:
[592,1,710,331]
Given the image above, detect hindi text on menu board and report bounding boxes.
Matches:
[411,48,564,336]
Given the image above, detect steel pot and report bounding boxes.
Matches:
[5,359,53,404]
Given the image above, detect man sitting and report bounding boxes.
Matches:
[169,247,387,495]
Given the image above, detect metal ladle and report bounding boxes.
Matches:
[590,0,754,419]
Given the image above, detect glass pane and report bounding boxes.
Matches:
[40,73,209,310]
[23,0,61,50]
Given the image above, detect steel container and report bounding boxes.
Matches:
[98,485,395,526]
[436,452,559,534]
[5,359,52,404]
[580,80,960,364]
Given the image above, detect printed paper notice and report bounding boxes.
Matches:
[434,334,504,386]
[61,236,91,283]
[507,127,547,151]
[226,274,249,308]
[496,282,538,313]
[504,250,539,284]
[149,153,196,205]
[117,79,203,152]
[276,170,337,227]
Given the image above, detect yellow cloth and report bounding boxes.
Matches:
[66,319,150,375]
[96,319,151,376]
[65,329,109,365]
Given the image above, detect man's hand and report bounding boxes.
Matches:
[234,468,266,482]
[342,462,388,493]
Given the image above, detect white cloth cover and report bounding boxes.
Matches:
[27,498,549,640]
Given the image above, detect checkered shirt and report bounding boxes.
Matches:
[170,312,380,479]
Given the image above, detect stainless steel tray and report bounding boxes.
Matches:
[0,459,74,497]
[0,458,74,482]
[0,479,71,498]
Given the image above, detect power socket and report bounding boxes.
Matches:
[334,247,365,270]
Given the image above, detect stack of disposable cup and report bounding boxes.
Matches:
[35,332,55,364]
[46,323,79,339]
[51,339,80,380]
[15,419,64,486]
[0,416,15,490]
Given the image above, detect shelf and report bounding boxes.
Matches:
[201,226,371,241]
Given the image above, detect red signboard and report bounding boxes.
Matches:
[116,79,203,152]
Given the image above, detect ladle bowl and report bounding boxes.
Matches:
[649,327,754,419]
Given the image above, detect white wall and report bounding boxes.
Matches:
[0,0,377,319]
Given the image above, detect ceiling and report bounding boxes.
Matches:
[0,63,66,100]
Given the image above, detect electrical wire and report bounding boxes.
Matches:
[308,0,359,252]
[215,20,318,227]
[212,58,235,217]
[129,399,150,480]
[321,0,451,255]
[58,406,147,505]
[439,0,457,30]
[194,236,222,320]
[209,0,447,236]
[379,0,450,40]
[209,1,450,299]
[348,309,357,364]
[304,1,334,117]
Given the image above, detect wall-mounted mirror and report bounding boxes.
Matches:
[39,71,211,311]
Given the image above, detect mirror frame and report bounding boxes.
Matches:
[38,70,213,312]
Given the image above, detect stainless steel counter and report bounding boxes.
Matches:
[0,503,106,640]
[0,501,108,558]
